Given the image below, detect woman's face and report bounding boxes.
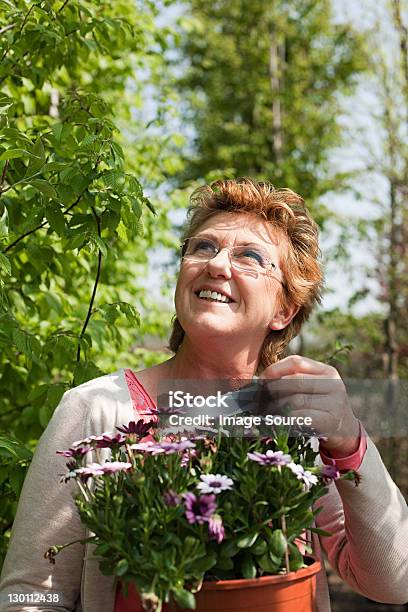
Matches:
[175,212,296,349]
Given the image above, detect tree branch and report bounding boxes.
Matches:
[2,192,83,254]
[76,207,102,362]
[0,160,9,191]
[0,23,16,35]
[57,0,70,14]
[0,3,36,65]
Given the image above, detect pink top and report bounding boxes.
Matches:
[319,421,367,472]
[115,370,368,611]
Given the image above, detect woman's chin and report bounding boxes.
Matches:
[183,314,237,339]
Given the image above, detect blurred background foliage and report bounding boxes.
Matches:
[0,3,407,605]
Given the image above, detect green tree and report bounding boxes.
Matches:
[0,0,177,563]
[173,0,366,218]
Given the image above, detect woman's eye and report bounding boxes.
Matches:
[240,250,265,265]
[193,240,217,253]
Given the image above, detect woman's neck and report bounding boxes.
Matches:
[163,337,258,382]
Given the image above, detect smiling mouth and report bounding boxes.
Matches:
[195,289,233,304]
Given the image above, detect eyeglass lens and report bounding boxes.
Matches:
[183,237,274,271]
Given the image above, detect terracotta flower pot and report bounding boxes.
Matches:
[175,560,322,612]
[117,560,321,612]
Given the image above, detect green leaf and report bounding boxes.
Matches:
[52,123,63,142]
[250,538,267,556]
[91,234,107,256]
[46,384,66,409]
[172,588,196,610]
[0,253,11,276]
[28,384,49,402]
[73,361,104,387]
[118,302,140,326]
[0,205,8,236]
[10,466,27,497]
[39,404,54,428]
[219,539,239,558]
[288,543,305,571]
[31,179,58,200]
[0,436,32,461]
[101,170,124,191]
[192,552,216,573]
[309,526,332,537]
[0,149,33,161]
[269,529,287,559]
[214,556,233,570]
[236,533,258,548]
[110,141,124,161]
[45,204,66,235]
[12,328,31,357]
[114,559,129,577]
[241,553,257,579]
[258,553,279,573]
[143,196,156,215]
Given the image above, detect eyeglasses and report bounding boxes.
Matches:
[180,236,285,285]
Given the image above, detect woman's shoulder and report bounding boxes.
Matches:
[66,369,128,400]
[52,369,132,432]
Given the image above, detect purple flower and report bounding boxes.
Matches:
[288,463,318,490]
[184,492,217,525]
[180,447,197,467]
[74,463,106,482]
[247,450,292,466]
[320,464,340,485]
[72,436,100,448]
[94,432,126,448]
[71,432,126,449]
[160,440,196,454]
[130,441,161,453]
[197,474,234,495]
[56,446,92,459]
[163,489,182,506]
[116,419,156,437]
[208,515,225,543]
[101,461,132,474]
[131,440,196,455]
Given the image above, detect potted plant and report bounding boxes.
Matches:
[47,419,359,612]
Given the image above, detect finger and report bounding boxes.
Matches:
[275,409,341,438]
[257,377,344,399]
[263,393,337,415]
[259,355,336,380]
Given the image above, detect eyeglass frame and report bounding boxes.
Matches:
[180,236,286,287]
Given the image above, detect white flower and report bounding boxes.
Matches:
[306,436,320,453]
[287,462,318,490]
[196,474,234,494]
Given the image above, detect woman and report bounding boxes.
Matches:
[1,178,408,611]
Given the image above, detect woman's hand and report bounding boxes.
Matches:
[259,355,361,457]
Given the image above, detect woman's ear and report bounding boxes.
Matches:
[268,302,299,331]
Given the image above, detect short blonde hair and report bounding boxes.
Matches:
[169,178,323,371]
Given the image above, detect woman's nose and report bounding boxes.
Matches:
[205,248,233,278]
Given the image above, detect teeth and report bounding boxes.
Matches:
[198,290,230,303]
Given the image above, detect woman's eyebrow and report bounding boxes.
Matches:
[195,234,270,249]
[195,232,217,240]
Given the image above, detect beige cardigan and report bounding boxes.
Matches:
[1,370,408,611]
